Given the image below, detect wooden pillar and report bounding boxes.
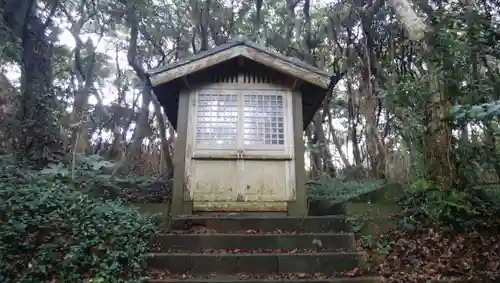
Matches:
[287,91,307,216]
[171,90,193,216]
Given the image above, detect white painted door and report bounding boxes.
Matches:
[186,88,295,212]
[238,93,295,211]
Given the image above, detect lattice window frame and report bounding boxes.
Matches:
[242,93,287,150]
[193,91,239,149]
[189,87,292,152]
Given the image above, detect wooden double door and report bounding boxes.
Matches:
[185,88,296,212]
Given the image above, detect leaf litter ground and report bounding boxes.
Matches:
[361,225,500,282]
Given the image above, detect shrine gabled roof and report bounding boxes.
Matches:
[146,36,333,90]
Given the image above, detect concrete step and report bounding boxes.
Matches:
[146,252,365,274]
[170,216,348,233]
[155,233,356,252]
[147,278,381,283]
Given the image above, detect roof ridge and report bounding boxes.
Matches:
[145,40,332,79]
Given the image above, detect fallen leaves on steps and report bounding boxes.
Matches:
[172,226,299,235]
[148,270,373,280]
[161,248,349,254]
[241,229,296,235]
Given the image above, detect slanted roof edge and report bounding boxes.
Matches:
[146,39,333,88]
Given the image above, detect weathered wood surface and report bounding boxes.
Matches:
[149,45,330,89]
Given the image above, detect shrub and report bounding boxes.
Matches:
[397,178,500,231]
[0,158,159,283]
[307,174,384,204]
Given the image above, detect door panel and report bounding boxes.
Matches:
[241,160,290,202]
[188,91,242,210]
[190,160,238,202]
[240,92,294,207]
[187,88,295,212]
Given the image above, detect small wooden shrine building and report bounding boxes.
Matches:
[147,37,333,216]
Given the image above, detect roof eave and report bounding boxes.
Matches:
[149,47,331,89]
[146,40,333,90]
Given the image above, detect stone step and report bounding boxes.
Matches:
[147,278,380,283]
[155,233,356,252]
[146,252,365,274]
[170,215,348,233]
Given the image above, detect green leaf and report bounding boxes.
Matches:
[0,158,159,282]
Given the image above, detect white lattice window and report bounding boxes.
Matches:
[195,94,238,145]
[193,91,287,149]
[243,94,285,146]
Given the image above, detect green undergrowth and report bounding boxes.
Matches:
[0,155,161,282]
[308,175,500,281]
[134,203,172,228]
[306,175,385,205]
[306,175,400,233]
[40,154,172,203]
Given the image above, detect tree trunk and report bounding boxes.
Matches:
[306,127,321,178]
[0,73,21,153]
[346,76,362,166]
[388,0,455,190]
[151,95,174,178]
[4,0,61,167]
[313,112,336,177]
[20,14,60,167]
[327,110,350,168]
[128,83,152,171]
